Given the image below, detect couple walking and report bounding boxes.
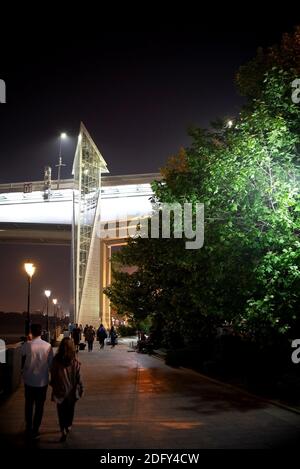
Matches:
[97,324,117,349]
[22,324,83,442]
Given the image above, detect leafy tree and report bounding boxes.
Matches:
[105,26,300,347]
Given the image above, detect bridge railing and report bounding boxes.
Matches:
[0,179,76,194]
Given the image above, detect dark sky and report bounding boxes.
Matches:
[0,22,299,313]
[0,245,70,314]
[1,26,299,183]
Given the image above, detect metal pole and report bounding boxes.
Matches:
[46,297,49,342]
[56,137,62,190]
[56,137,66,190]
[57,158,61,190]
[54,303,57,340]
[25,276,32,336]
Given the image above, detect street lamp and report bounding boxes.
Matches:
[24,262,36,336]
[44,290,51,342]
[56,132,67,189]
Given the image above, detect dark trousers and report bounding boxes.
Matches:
[99,338,105,348]
[57,398,76,431]
[25,384,48,432]
[88,340,93,351]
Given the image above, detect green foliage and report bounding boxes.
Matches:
[105,27,300,347]
[117,324,137,337]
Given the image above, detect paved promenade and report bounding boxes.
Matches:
[1,340,300,448]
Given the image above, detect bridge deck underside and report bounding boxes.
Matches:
[0,223,71,245]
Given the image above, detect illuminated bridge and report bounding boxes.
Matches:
[0,123,160,327]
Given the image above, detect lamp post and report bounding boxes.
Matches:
[24,262,36,336]
[44,290,51,342]
[53,298,57,341]
[56,132,67,189]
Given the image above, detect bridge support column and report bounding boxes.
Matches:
[100,238,127,329]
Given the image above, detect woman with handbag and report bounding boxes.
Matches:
[50,337,83,442]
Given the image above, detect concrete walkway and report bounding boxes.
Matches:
[1,340,300,448]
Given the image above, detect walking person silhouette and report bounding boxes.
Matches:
[50,337,83,442]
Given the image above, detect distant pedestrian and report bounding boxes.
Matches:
[109,326,117,348]
[83,324,89,341]
[21,323,53,439]
[50,337,83,442]
[97,324,107,349]
[72,323,81,353]
[137,331,147,352]
[86,326,95,352]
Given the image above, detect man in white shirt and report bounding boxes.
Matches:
[22,324,53,438]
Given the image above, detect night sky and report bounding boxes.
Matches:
[0,22,298,313]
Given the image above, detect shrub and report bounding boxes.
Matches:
[117,325,137,337]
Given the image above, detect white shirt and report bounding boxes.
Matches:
[22,337,53,387]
